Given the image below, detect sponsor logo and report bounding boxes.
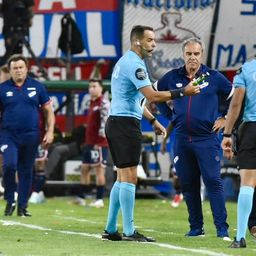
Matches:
[176,83,183,88]
[0,144,8,152]
[135,68,147,80]
[27,87,36,90]
[28,91,36,97]
[6,91,13,97]
[174,156,179,164]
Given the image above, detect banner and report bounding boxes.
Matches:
[0,0,121,59]
[211,0,256,70]
[123,0,217,80]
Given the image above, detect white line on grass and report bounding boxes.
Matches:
[0,220,231,256]
[53,216,102,224]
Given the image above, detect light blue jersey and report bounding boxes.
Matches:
[233,59,256,122]
[110,50,151,120]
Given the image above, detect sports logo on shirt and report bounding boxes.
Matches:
[28,91,36,97]
[135,68,147,80]
[6,91,13,97]
[176,83,182,88]
[0,144,8,152]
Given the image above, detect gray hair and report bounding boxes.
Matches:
[182,37,205,53]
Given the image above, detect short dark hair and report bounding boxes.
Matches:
[7,54,29,69]
[89,78,103,87]
[130,25,154,42]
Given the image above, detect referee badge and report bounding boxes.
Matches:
[135,68,147,80]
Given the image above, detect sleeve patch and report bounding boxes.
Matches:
[135,68,147,80]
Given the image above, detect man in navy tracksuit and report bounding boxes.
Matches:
[0,54,55,216]
[157,38,233,238]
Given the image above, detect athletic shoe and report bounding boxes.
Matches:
[217,227,229,238]
[4,202,16,216]
[102,230,122,241]
[185,228,205,237]
[229,237,246,248]
[89,199,104,208]
[72,197,86,206]
[29,191,46,204]
[122,230,156,242]
[171,194,183,208]
[17,207,32,217]
[249,226,256,240]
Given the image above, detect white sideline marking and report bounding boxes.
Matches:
[54,216,102,224]
[0,219,231,256]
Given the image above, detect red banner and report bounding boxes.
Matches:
[34,0,118,13]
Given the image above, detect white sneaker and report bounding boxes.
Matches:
[29,191,46,204]
[171,194,183,208]
[72,197,86,206]
[89,199,104,208]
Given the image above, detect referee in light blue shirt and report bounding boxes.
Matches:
[102,25,199,242]
[222,59,256,248]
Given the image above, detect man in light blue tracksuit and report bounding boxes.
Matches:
[157,38,233,238]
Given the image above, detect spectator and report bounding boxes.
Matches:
[0,0,34,66]
[45,124,86,181]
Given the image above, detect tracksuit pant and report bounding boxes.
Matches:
[174,136,228,232]
[1,130,39,208]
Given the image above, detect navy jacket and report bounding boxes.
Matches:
[157,64,233,141]
[0,76,50,133]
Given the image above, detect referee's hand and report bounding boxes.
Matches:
[221,137,234,160]
[152,120,167,138]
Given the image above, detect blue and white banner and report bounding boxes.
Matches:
[0,0,121,59]
[211,0,256,70]
[123,0,217,80]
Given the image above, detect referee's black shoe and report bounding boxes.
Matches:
[17,206,32,217]
[102,230,122,241]
[122,230,156,242]
[4,202,16,216]
[229,237,246,248]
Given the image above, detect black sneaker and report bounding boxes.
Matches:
[17,207,32,217]
[102,230,122,241]
[122,230,156,242]
[229,237,246,248]
[4,202,16,216]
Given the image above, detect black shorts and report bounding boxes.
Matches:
[237,122,256,169]
[105,116,142,168]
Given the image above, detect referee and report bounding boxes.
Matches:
[102,25,199,242]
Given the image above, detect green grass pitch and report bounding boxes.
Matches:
[0,197,255,256]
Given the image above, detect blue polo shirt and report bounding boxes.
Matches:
[233,59,256,122]
[0,76,50,133]
[157,64,233,140]
[110,50,151,120]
